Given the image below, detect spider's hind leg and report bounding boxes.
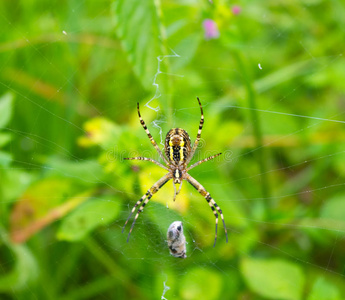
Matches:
[122,173,172,242]
[185,174,228,247]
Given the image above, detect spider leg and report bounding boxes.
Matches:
[185,174,228,247]
[124,157,169,171]
[187,153,222,172]
[137,103,169,164]
[186,97,204,165]
[123,173,172,242]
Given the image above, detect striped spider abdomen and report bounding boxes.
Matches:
[164,128,191,166]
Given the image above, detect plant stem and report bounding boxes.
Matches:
[154,0,173,126]
[233,52,271,218]
[84,237,147,298]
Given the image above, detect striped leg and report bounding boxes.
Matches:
[186,97,204,165]
[187,153,222,172]
[137,103,169,164]
[185,174,228,247]
[124,157,168,171]
[122,173,172,242]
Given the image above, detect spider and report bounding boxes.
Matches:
[122,98,228,247]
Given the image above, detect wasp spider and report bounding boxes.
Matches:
[122,98,228,247]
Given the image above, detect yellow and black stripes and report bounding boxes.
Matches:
[124,157,168,170]
[187,152,222,172]
[186,97,204,164]
[165,128,191,165]
[137,103,168,164]
[122,173,172,242]
[185,173,228,247]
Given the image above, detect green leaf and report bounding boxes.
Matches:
[180,267,222,300]
[307,277,341,300]
[1,169,34,204]
[46,157,104,184]
[241,257,305,300]
[320,193,345,222]
[0,150,12,167]
[0,93,14,128]
[171,33,201,71]
[112,0,165,89]
[57,196,121,241]
[0,133,11,147]
[10,178,90,243]
[0,231,38,291]
[254,60,315,93]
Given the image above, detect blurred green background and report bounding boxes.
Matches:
[1,0,345,299]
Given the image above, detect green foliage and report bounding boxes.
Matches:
[180,267,222,300]
[241,257,305,300]
[0,93,13,128]
[0,230,38,292]
[58,197,121,241]
[112,0,165,90]
[307,277,341,300]
[0,0,345,299]
[0,93,14,166]
[320,193,345,221]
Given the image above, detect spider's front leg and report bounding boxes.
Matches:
[123,156,168,170]
[122,173,172,242]
[185,173,228,247]
[137,103,169,165]
[186,97,204,165]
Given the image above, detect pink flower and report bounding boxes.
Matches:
[232,5,241,15]
[203,19,220,40]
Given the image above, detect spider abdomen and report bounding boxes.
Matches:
[165,128,191,165]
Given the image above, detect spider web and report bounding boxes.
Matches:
[1,1,345,299]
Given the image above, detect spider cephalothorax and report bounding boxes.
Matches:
[123,98,228,247]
